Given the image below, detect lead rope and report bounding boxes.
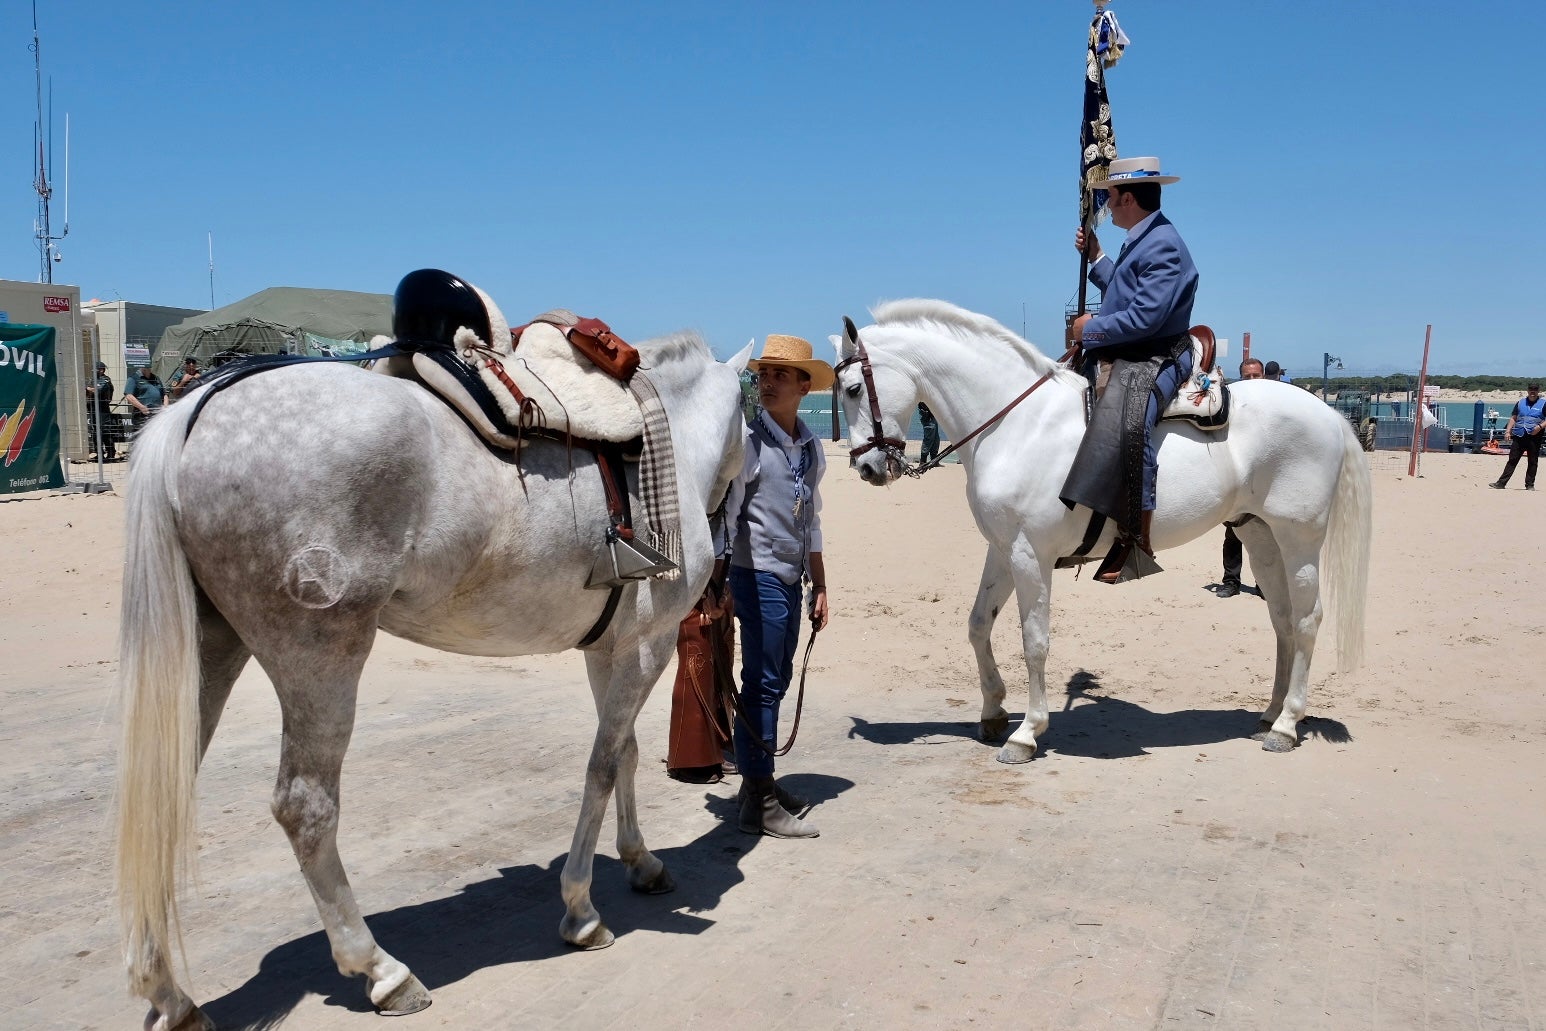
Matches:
[713,604,819,759]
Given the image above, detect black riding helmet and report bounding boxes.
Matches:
[392,269,492,351]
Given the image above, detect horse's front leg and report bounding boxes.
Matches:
[563,636,676,949]
[998,542,1054,764]
[968,546,1015,742]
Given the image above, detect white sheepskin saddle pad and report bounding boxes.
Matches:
[456,303,643,443]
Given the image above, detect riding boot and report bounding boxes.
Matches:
[737,776,809,815]
[1094,510,1162,584]
[1093,536,1133,583]
[738,775,819,838]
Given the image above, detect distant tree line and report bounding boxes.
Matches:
[1322,375,1541,394]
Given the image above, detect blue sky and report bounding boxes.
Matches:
[3,2,1541,375]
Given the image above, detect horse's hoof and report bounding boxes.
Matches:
[979,714,1010,742]
[630,864,675,895]
[146,1004,215,1031]
[996,740,1037,764]
[1249,720,1273,742]
[1260,730,1297,753]
[561,914,616,951]
[375,973,433,1016]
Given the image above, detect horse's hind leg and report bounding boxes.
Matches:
[195,592,250,754]
[1242,523,1323,752]
[131,599,250,1031]
[969,546,1015,742]
[264,627,431,1014]
[562,634,677,949]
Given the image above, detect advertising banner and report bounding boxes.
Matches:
[0,324,65,494]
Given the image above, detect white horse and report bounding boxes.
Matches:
[116,333,750,1030]
[835,300,1370,763]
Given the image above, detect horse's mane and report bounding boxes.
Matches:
[637,329,712,367]
[871,299,1086,389]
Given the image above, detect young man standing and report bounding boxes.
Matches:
[720,334,833,839]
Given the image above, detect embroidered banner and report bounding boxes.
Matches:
[1080,7,1128,229]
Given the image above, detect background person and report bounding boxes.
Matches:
[918,402,940,465]
[1217,358,1265,598]
[125,368,165,433]
[168,356,203,400]
[84,361,116,461]
[1489,382,1544,491]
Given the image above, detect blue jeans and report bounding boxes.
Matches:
[1142,349,1194,510]
[729,566,803,780]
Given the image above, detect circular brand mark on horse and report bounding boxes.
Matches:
[284,546,351,608]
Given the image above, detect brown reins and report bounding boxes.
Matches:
[836,317,1081,477]
[693,580,818,759]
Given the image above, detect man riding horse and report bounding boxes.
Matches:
[1062,155,1198,583]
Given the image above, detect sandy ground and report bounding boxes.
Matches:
[3,445,1543,1030]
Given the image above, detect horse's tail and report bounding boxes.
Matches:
[116,401,202,989]
[1324,417,1371,672]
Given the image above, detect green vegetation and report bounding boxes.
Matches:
[1323,375,1540,394]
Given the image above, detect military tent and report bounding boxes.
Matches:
[153,287,392,378]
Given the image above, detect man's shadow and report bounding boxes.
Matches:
[846,670,1350,760]
[203,773,853,1030]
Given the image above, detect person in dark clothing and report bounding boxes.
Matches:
[917,402,941,464]
[125,369,165,433]
[1217,358,1266,598]
[85,361,116,460]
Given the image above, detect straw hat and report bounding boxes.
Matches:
[748,334,834,391]
[1090,155,1179,188]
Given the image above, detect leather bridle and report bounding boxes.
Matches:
[834,333,908,463]
[836,318,1082,477]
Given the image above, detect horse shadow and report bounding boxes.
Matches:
[202,773,854,1030]
[845,670,1351,760]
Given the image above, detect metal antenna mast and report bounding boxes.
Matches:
[31,0,67,283]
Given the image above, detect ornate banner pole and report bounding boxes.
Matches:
[1077,0,1127,316]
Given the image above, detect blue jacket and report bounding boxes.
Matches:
[1082,212,1199,351]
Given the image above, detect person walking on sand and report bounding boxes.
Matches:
[1489,382,1544,491]
[719,334,833,839]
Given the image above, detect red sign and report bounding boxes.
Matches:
[43,295,70,313]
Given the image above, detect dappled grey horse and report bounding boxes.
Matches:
[116,333,750,1030]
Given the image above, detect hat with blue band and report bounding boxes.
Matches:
[1088,155,1179,189]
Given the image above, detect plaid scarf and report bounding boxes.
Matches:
[628,370,681,579]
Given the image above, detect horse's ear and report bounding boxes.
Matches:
[727,338,755,374]
[842,316,859,345]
